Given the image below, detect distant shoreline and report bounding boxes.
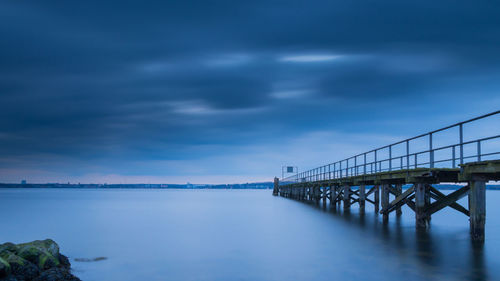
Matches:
[0,183,274,189]
[0,183,499,190]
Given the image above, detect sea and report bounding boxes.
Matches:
[0,188,499,281]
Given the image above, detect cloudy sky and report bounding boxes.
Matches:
[1,1,500,184]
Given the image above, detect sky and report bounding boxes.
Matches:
[1,1,500,184]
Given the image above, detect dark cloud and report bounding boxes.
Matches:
[1,0,500,182]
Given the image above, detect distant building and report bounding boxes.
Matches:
[21,180,26,185]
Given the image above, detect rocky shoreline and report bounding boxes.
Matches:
[0,239,80,281]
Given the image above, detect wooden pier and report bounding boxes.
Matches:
[274,111,500,241]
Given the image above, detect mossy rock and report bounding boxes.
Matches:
[38,253,60,270]
[17,244,45,264]
[0,243,18,255]
[38,240,59,257]
[1,251,40,281]
[18,239,59,257]
[0,240,78,281]
[17,244,60,270]
[0,250,26,267]
[33,267,80,281]
[0,256,11,277]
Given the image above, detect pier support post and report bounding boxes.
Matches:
[273,177,279,196]
[322,186,327,207]
[359,184,366,213]
[315,185,320,205]
[415,183,430,228]
[469,180,486,241]
[343,185,351,209]
[381,184,389,222]
[337,186,342,207]
[396,184,402,216]
[425,186,431,222]
[374,185,380,213]
[331,186,338,208]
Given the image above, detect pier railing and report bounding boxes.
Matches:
[281,110,500,185]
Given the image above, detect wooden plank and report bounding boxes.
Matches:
[366,185,378,196]
[380,185,415,214]
[424,185,470,216]
[460,160,500,181]
[387,185,400,196]
[332,188,342,203]
[428,186,469,216]
[406,197,416,212]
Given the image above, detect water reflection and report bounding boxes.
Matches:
[469,242,488,281]
[302,199,489,281]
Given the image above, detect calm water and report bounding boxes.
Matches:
[0,188,499,281]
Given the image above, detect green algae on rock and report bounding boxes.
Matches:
[0,257,11,278]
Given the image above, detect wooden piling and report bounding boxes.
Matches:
[331,185,338,208]
[273,177,279,196]
[343,185,350,209]
[315,185,320,205]
[425,185,431,221]
[469,180,486,241]
[381,184,389,222]
[396,184,402,216]
[415,183,429,228]
[337,186,342,207]
[374,185,380,213]
[322,186,327,207]
[359,184,366,213]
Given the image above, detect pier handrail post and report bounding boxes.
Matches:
[406,140,410,169]
[354,156,357,176]
[429,133,434,168]
[477,140,481,162]
[389,145,392,171]
[363,153,367,175]
[452,146,456,167]
[460,123,464,165]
